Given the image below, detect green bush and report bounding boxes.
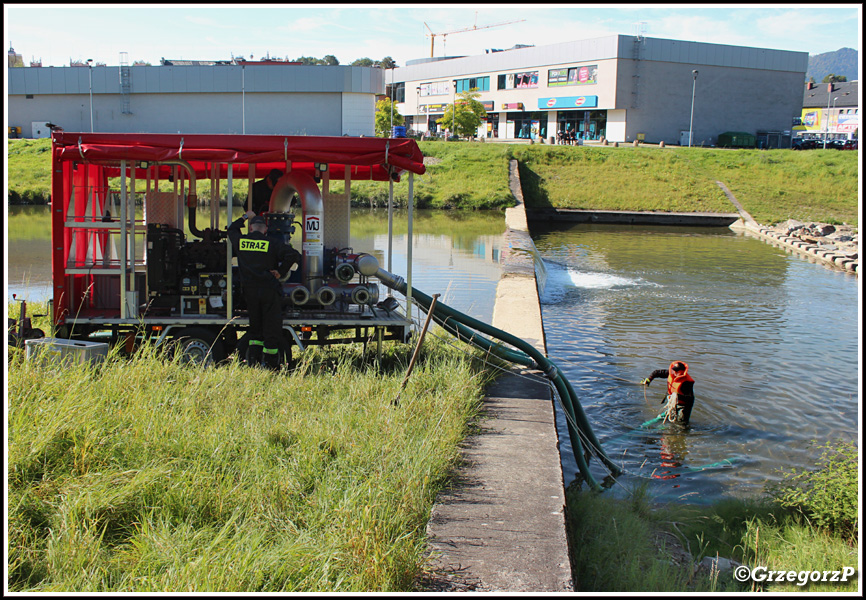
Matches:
[768,440,858,542]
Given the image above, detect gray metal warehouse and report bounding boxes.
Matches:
[390,34,809,147]
[7,61,386,138]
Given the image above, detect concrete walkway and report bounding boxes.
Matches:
[422,160,572,592]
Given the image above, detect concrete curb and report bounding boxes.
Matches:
[422,160,573,592]
[737,221,859,275]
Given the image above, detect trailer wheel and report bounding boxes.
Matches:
[172,327,225,366]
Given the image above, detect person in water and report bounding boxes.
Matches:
[642,361,695,425]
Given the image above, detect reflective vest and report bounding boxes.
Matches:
[666,361,695,399]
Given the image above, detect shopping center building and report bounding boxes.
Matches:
[390,34,809,146]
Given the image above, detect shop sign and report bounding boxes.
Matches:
[481,100,494,112]
[836,113,859,133]
[502,102,524,110]
[420,103,448,114]
[537,96,599,110]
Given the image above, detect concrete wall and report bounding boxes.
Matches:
[11,91,349,135]
[8,64,385,137]
[616,60,805,145]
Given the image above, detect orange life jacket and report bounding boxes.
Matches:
[666,361,695,400]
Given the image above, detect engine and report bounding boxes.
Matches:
[144,169,382,317]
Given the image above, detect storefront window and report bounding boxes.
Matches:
[507,111,547,140]
[455,76,490,93]
[420,81,450,96]
[556,110,607,141]
[547,65,598,87]
[498,71,539,90]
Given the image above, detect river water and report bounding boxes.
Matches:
[6,207,860,503]
[531,222,860,503]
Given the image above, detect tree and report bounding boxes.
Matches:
[374,98,404,137]
[822,73,848,83]
[322,54,339,66]
[380,56,397,69]
[351,57,376,67]
[436,89,488,139]
[294,56,321,65]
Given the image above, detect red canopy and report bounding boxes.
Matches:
[52,132,426,181]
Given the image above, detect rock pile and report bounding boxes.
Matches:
[753,220,859,274]
[768,220,859,260]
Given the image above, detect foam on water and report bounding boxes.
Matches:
[540,260,642,304]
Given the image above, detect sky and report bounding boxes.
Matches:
[3,3,862,69]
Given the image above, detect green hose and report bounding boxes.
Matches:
[377,268,622,490]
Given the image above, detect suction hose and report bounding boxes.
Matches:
[375,268,622,490]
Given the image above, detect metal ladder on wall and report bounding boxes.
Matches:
[119,52,132,115]
[631,22,646,110]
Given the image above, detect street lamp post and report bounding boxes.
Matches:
[242,64,245,134]
[822,91,834,149]
[416,87,421,136]
[390,67,394,135]
[452,80,456,140]
[688,69,698,147]
[86,59,94,132]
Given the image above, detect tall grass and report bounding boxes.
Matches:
[7,329,493,592]
[568,482,859,593]
[566,483,723,592]
[674,497,858,592]
[567,437,859,593]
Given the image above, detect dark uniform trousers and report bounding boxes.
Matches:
[244,285,283,368]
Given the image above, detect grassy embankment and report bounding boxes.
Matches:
[511,144,859,226]
[11,138,858,226]
[7,306,494,592]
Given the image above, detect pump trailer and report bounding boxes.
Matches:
[48,132,426,364]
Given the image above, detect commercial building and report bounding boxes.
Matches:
[390,34,809,146]
[794,80,859,142]
[7,61,385,138]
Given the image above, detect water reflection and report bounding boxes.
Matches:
[532,222,859,503]
[5,206,505,322]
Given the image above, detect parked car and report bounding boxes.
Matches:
[839,139,858,150]
[792,138,820,150]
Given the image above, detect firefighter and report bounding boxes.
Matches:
[251,169,283,215]
[641,361,696,425]
[228,211,300,370]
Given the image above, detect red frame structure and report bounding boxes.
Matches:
[50,132,426,335]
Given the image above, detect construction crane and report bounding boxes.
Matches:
[424,14,526,58]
